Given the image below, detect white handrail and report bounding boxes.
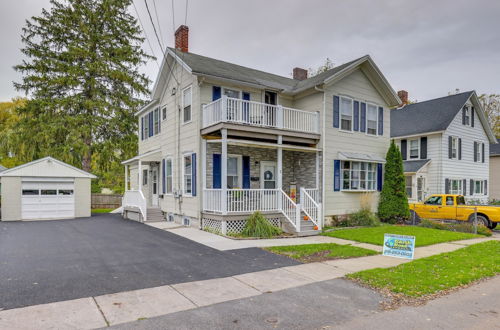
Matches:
[279,189,300,231]
[122,190,147,222]
[303,188,320,203]
[300,188,321,230]
[202,97,320,134]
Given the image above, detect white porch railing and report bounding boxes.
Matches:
[303,188,320,203]
[300,188,322,230]
[122,190,147,222]
[203,96,320,134]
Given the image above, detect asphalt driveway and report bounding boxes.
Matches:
[0,214,298,310]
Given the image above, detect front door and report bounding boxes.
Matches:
[151,166,159,206]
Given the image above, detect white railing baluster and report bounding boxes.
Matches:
[300,187,321,230]
[122,190,147,222]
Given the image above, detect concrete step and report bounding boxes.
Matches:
[297,230,321,237]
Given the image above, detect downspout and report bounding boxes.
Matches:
[315,85,326,229]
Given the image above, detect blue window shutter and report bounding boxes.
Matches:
[378,107,384,135]
[149,112,153,137]
[162,159,166,194]
[213,154,221,189]
[360,103,366,132]
[471,107,475,127]
[212,86,221,101]
[191,153,197,196]
[242,92,250,122]
[353,101,359,131]
[333,96,340,128]
[377,163,383,191]
[333,160,340,191]
[140,117,144,140]
[242,156,250,189]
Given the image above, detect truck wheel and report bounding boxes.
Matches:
[468,215,489,228]
[488,222,497,229]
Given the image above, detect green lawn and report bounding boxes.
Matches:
[264,243,377,263]
[322,225,480,247]
[348,241,500,297]
[91,208,114,213]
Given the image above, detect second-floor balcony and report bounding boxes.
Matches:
[202,96,320,135]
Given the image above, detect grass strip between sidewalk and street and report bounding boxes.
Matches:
[264,243,377,263]
[322,225,481,247]
[91,208,114,213]
[347,240,500,297]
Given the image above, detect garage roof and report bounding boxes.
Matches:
[0,157,97,178]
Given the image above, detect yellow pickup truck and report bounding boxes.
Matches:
[410,194,500,229]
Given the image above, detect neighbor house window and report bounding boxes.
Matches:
[464,106,470,126]
[183,154,192,195]
[451,137,458,159]
[473,180,484,195]
[340,97,353,131]
[449,179,463,195]
[227,155,241,189]
[143,169,148,185]
[405,176,413,198]
[183,86,192,123]
[475,141,483,162]
[409,139,419,159]
[341,161,376,191]
[366,104,378,135]
[162,105,167,120]
[165,158,173,194]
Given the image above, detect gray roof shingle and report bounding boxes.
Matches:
[168,47,365,93]
[403,159,430,173]
[391,91,473,138]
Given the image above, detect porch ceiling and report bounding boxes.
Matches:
[121,148,162,165]
[207,138,321,152]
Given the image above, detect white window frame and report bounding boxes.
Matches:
[182,86,192,124]
[405,175,413,199]
[366,103,378,136]
[153,107,160,135]
[339,96,353,132]
[227,154,242,189]
[464,106,470,126]
[449,179,463,195]
[341,161,377,192]
[475,141,483,162]
[165,157,173,195]
[409,139,420,159]
[142,169,148,186]
[182,153,193,196]
[161,105,167,121]
[222,87,242,99]
[451,136,458,159]
[473,179,484,195]
[143,114,149,139]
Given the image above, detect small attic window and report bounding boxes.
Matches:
[464,106,470,126]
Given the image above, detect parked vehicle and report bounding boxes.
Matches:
[410,194,500,229]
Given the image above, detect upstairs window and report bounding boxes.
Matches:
[451,137,458,159]
[409,139,419,159]
[183,86,192,123]
[153,108,160,135]
[464,106,470,126]
[340,97,353,131]
[366,104,378,135]
[162,105,167,121]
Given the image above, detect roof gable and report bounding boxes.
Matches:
[0,157,97,178]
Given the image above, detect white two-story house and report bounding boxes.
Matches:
[121,25,400,235]
[391,91,497,204]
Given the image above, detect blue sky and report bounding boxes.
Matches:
[1,0,499,102]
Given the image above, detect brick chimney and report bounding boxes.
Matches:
[175,25,189,52]
[293,67,308,81]
[398,90,409,105]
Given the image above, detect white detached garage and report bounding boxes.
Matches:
[0,157,96,221]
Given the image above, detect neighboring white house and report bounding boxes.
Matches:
[0,157,96,221]
[121,25,400,235]
[391,91,497,204]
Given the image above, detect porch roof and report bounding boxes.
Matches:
[403,159,431,173]
[338,151,385,163]
[121,148,162,165]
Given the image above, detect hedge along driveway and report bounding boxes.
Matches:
[322,225,481,247]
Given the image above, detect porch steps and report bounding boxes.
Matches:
[146,207,165,222]
[296,218,321,237]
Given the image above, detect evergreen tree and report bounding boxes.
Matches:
[13,0,151,189]
[378,141,410,223]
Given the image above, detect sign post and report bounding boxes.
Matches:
[382,234,416,260]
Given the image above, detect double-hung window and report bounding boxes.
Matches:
[341,161,376,191]
[405,176,413,198]
[183,86,192,123]
[449,179,463,195]
[475,141,483,162]
[474,180,484,195]
[451,137,458,159]
[464,106,470,126]
[165,158,173,194]
[366,104,378,135]
[409,139,419,159]
[162,105,167,121]
[340,97,353,131]
[142,169,148,185]
[183,154,192,195]
[227,155,241,189]
[153,108,160,135]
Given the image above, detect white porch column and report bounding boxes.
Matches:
[124,165,129,191]
[221,129,228,214]
[138,160,142,191]
[277,135,283,189]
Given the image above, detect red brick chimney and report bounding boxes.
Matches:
[398,90,409,105]
[175,25,189,52]
[293,67,308,81]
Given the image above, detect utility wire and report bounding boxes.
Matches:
[151,0,165,49]
[132,0,160,69]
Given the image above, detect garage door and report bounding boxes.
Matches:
[21,181,75,219]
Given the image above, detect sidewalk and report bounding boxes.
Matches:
[0,235,496,329]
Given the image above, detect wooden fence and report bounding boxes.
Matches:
[91,194,122,209]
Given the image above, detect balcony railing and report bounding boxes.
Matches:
[203,96,320,134]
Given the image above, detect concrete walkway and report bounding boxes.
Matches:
[1,235,496,329]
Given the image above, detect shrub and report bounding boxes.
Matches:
[419,219,492,236]
[348,208,380,227]
[241,211,282,238]
[378,141,410,224]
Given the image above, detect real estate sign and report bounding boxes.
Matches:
[382,234,415,259]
